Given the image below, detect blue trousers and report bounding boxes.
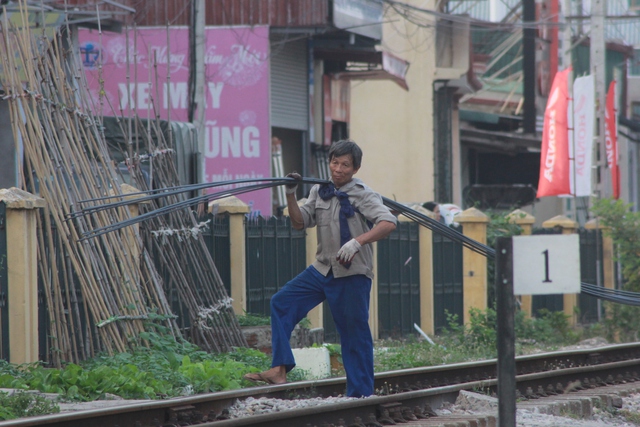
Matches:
[270,265,374,397]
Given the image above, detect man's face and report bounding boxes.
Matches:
[329,154,359,188]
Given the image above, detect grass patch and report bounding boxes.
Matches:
[0,307,610,405]
[618,409,640,424]
[373,307,583,372]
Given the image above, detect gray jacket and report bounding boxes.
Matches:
[300,178,397,279]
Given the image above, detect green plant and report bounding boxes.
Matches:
[0,334,273,401]
[236,312,270,327]
[591,198,640,342]
[0,391,59,420]
[297,317,312,329]
[323,343,342,358]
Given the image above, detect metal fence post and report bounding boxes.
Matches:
[456,207,489,325]
[210,196,249,315]
[542,215,578,325]
[506,209,535,318]
[0,188,45,364]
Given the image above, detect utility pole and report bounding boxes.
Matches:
[562,0,576,220]
[189,0,206,184]
[591,0,607,198]
[522,0,536,134]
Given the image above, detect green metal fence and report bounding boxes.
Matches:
[0,203,8,361]
[200,214,232,297]
[432,229,464,332]
[37,214,93,364]
[323,221,421,343]
[377,222,421,339]
[579,228,604,324]
[245,216,307,317]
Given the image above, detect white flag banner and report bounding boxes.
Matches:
[569,74,595,197]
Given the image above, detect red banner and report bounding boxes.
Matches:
[605,80,619,199]
[537,68,572,198]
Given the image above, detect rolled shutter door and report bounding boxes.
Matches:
[270,36,308,131]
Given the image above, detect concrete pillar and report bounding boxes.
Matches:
[542,215,578,325]
[415,207,435,336]
[506,209,535,318]
[112,184,149,282]
[0,188,45,364]
[456,207,489,325]
[585,218,614,290]
[210,196,249,315]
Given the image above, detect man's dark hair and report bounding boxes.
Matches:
[329,139,363,169]
[423,201,438,212]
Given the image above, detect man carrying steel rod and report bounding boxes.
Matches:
[244,139,397,397]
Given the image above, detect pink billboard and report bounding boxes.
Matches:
[79,26,272,216]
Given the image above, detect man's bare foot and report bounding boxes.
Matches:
[243,366,287,385]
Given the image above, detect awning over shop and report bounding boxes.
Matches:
[332,51,410,90]
[461,125,541,154]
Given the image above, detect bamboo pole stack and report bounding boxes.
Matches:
[115,116,248,352]
[0,2,246,365]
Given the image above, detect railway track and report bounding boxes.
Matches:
[2,342,640,427]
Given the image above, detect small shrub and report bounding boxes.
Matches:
[0,391,59,420]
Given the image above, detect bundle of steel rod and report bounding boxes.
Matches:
[72,177,328,241]
[0,10,176,365]
[109,115,252,352]
[77,176,640,308]
[0,1,241,364]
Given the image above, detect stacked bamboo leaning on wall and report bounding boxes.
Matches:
[0,1,246,366]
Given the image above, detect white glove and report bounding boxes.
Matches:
[285,172,301,194]
[337,238,361,263]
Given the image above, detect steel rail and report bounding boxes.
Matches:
[3,343,640,427]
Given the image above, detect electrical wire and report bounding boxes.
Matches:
[382,198,640,306]
[76,177,640,306]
